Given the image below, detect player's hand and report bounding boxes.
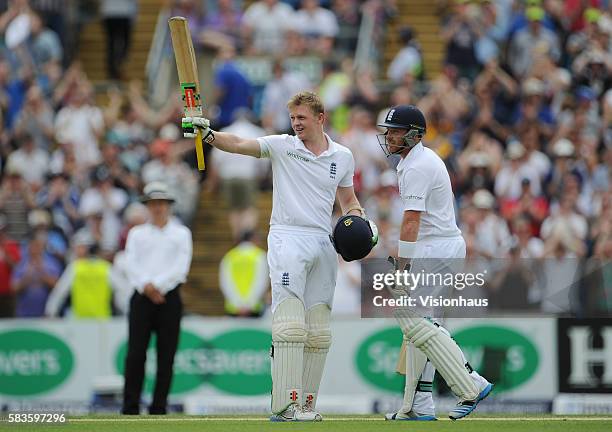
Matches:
[182,116,215,143]
[143,283,165,304]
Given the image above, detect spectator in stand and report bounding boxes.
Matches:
[294,0,339,55]
[101,0,138,80]
[219,230,268,317]
[541,188,588,251]
[5,131,48,191]
[546,138,577,199]
[14,84,54,151]
[0,214,20,317]
[363,169,404,228]
[441,0,481,80]
[261,59,312,134]
[512,77,555,139]
[208,110,268,239]
[508,6,560,79]
[11,230,61,317]
[243,0,296,55]
[212,44,252,129]
[495,141,542,200]
[55,81,104,170]
[0,166,35,242]
[387,26,423,83]
[499,177,549,235]
[142,138,199,223]
[469,189,512,258]
[36,172,80,237]
[78,165,128,256]
[203,0,244,49]
[341,106,386,195]
[27,208,67,269]
[28,11,63,69]
[331,0,361,55]
[511,215,544,259]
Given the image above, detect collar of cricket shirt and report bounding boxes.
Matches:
[295,133,338,158]
[396,141,424,172]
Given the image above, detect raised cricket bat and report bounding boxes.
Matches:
[168,16,206,170]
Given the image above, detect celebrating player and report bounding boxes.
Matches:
[182,91,378,422]
[377,105,493,420]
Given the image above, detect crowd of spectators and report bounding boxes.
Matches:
[0,0,200,318]
[0,0,609,319]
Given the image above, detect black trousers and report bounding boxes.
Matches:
[103,17,132,79]
[121,287,182,415]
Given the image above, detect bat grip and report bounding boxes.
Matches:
[195,129,206,171]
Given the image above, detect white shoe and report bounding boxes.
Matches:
[299,404,323,422]
[269,403,322,422]
[385,411,437,421]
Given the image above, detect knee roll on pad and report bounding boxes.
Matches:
[404,318,439,347]
[305,304,331,349]
[272,298,307,343]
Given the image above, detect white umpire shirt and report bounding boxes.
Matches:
[396,142,462,241]
[124,218,193,295]
[258,133,355,234]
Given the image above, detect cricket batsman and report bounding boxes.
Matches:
[182,91,378,421]
[377,105,493,420]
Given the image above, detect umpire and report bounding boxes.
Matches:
[121,182,193,415]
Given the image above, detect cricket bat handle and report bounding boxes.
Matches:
[195,128,205,171]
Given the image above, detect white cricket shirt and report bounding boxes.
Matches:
[124,219,193,294]
[258,133,355,234]
[396,142,462,240]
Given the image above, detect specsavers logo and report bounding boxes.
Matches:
[115,329,271,395]
[453,325,539,392]
[355,327,404,393]
[0,329,74,396]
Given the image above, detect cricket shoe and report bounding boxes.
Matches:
[385,410,437,421]
[269,403,322,422]
[301,403,324,421]
[448,382,494,420]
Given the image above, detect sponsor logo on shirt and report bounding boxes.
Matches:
[330,162,337,179]
[282,272,290,287]
[287,151,311,162]
[405,194,424,200]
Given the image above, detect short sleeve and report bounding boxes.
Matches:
[400,168,429,212]
[257,134,289,160]
[338,152,355,188]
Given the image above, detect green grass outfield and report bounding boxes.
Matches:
[2,414,612,432]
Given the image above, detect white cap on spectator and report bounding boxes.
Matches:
[553,138,575,157]
[522,77,545,96]
[80,196,105,217]
[473,189,495,210]
[469,152,491,168]
[72,230,95,247]
[507,141,526,160]
[160,123,180,142]
[379,170,397,188]
[28,209,51,228]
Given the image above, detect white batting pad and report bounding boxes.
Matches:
[399,340,429,413]
[271,298,307,414]
[302,304,331,409]
[396,311,479,401]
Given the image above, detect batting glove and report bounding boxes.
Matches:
[182,116,215,143]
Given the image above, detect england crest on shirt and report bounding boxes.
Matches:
[329,162,337,179]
